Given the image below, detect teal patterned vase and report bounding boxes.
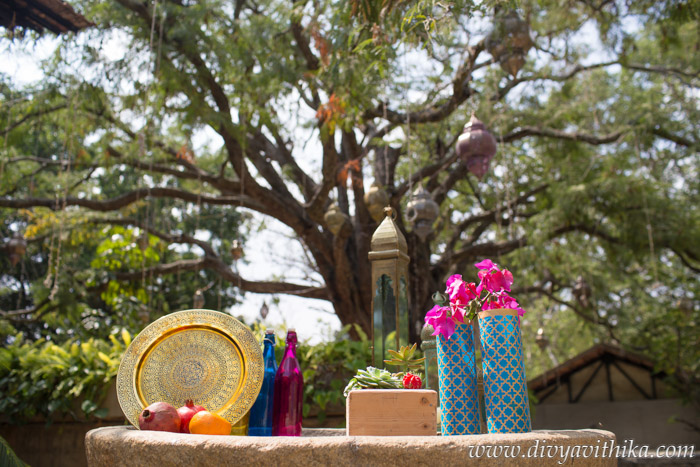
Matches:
[478,309,531,433]
[436,321,480,435]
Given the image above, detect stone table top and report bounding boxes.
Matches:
[86,426,617,466]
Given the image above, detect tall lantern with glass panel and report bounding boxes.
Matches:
[368,207,410,367]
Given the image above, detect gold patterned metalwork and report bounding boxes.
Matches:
[117,309,264,428]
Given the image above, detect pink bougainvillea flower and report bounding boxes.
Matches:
[425,304,454,340]
[425,259,525,340]
[477,268,514,294]
[450,303,466,323]
[498,294,526,317]
[475,259,498,272]
[446,275,479,308]
[465,282,479,300]
[445,274,465,299]
[491,269,514,292]
[446,274,463,288]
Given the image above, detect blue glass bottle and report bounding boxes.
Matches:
[249,330,277,436]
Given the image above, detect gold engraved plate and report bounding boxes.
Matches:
[116,309,264,428]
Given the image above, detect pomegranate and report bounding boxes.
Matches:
[138,402,181,432]
[176,400,207,433]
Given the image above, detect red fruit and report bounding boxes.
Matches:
[403,373,422,389]
[139,402,181,432]
[177,400,207,433]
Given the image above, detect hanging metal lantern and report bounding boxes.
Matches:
[7,234,27,266]
[369,207,410,367]
[137,232,149,252]
[324,203,350,235]
[406,186,439,242]
[260,302,269,320]
[193,289,205,309]
[456,114,497,179]
[535,327,549,350]
[572,275,592,309]
[364,182,390,223]
[500,53,527,78]
[485,9,533,77]
[230,240,244,260]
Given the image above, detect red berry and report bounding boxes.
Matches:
[403,373,422,389]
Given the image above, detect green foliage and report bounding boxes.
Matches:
[297,325,371,425]
[0,330,129,422]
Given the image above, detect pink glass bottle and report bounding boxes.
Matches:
[272,329,303,436]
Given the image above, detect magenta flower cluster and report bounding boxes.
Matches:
[425,259,526,340]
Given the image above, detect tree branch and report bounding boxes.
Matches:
[502,126,625,145]
[0,187,263,211]
[2,104,67,134]
[363,41,484,125]
[651,127,694,148]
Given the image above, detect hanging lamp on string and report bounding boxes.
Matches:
[7,234,27,266]
[324,203,350,235]
[572,275,592,309]
[406,186,439,242]
[230,239,244,261]
[193,288,205,309]
[535,327,549,350]
[485,9,533,77]
[456,114,497,180]
[260,301,269,320]
[364,182,390,223]
[137,230,150,252]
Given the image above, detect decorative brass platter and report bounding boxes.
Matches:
[117,309,263,428]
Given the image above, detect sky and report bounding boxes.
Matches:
[1,34,342,345]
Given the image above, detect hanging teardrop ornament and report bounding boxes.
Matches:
[230,240,244,261]
[364,182,390,222]
[260,302,269,320]
[193,289,205,309]
[7,234,27,267]
[456,114,497,180]
[405,186,439,242]
[535,327,549,350]
[572,276,592,309]
[324,203,350,235]
[485,9,533,77]
[137,231,150,252]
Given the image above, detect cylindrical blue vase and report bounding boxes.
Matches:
[436,321,481,435]
[478,309,531,433]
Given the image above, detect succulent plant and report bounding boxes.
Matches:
[343,367,403,397]
[383,344,425,374]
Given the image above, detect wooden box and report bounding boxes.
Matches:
[346,389,438,436]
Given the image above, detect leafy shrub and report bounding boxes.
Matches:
[0,322,374,426]
[297,325,371,425]
[0,330,130,421]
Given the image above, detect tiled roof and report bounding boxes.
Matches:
[0,0,92,34]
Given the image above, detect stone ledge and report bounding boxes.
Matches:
[86,426,616,466]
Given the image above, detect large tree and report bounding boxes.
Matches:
[1,0,697,383]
